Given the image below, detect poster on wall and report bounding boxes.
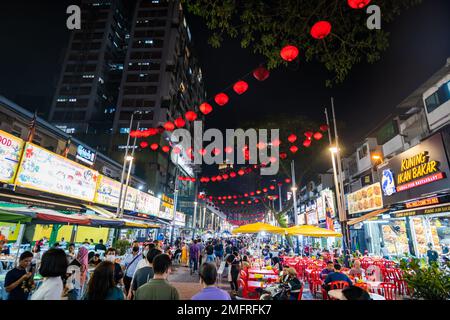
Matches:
[321,189,336,219]
[316,197,325,221]
[378,133,450,206]
[298,213,306,225]
[16,143,98,201]
[0,130,25,184]
[136,191,160,217]
[347,182,383,215]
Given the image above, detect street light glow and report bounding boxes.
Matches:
[291,187,297,191]
[125,155,134,161]
[372,154,382,161]
[329,147,338,153]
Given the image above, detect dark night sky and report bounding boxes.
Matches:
[0,0,449,186]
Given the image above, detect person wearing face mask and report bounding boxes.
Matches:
[105,248,124,285]
[122,245,142,296]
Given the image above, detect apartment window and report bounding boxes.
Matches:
[425,81,450,114]
[358,144,368,160]
[123,86,157,95]
[119,127,130,134]
[376,121,399,145]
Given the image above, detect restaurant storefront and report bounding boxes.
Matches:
[359,132,450,257]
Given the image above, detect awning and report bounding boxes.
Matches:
[86,215,124,228]
[347,208,390,226]
[121,219,159,229]
[0,210,33,223]
[84,205,117,218]
[285,225,342,237]
[35,210,90,225]
[232,222,285,235]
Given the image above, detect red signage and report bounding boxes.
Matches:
[396,172,445,192]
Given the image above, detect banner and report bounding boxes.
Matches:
[136,190,160,217]
[16,143,98,201]
[0,130,25,184]
[347,182,383,215]
[94,175,136,211]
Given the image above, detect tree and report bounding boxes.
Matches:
[184,0,421,86]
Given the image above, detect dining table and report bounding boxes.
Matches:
[247,268,276,275]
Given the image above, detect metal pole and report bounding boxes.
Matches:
[278,185,282,212]
[170,154,180,244]
[193,201,198,239]
[291,160,298,225]
[116,113,134,217]
[120,121,140,218]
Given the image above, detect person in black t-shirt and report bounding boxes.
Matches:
[4,251,34,300]
[95,239,107,252]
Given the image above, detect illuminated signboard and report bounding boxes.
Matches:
[405,197,439,209]
[0,130,25,184]
[94,175,136,211]
[76,145,96,166]
[16,143,98,201]
[347,183,383,215]
[316,197,325,221]
[136,190,160,216]
[394,204,450,218]
[305,202,318,225]
[378,133,450,205]
[174,211,186,226]
[159,194,174,220]
[298,213,306,225]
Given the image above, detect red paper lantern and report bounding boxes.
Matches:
[257,142,266,150]
[253,66,270,81]
[280,152,288,160]
[303,139,312,148]
[216,176,223,182]
[250,192,255,196]
[320,124,329,132]
[227,196,232,200]
[130,130,138,138]
[233,195,237,199]
[204,177,210,183]
[229,172,237,178]
[244,193,249,197]
[255,199,259,203]
[290,145,299,154]
[222,174,229,180]
[174,117,185,128]
[285,178,291,184]
[348,0,371,9]
[162,146,170,153]
[234,201,238,205]
[214,93,229,106]
[140,141,148,148]
[172,146,181,154]
[199,103,213,115]
[148,128,158,136]
[185,111,198,121]
[164,121,175,131]
[233,80,249,95]
[211,177,217,182]
[199,148,207,156]
[237,169,245,176]
[288,134,297,143]
[313,132,323,140]
[263,188,268,193]
[310,21,332,39]
[248,201,252,204]
[305,131,314,140]
[280,45,299,62]
[241,201,245,205]
[150,143,159,151]
[224,146,233,154]
[212,148,221,156]
[269,185,275,190]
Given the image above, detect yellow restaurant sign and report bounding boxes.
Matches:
[0,130,25,184]
[398,151,439,185]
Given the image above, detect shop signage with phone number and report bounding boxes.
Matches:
[394,205,450,218]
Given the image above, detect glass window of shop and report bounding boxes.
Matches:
[410,213,449,257]
[364,219,410,257]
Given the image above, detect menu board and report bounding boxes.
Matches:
[298,213,306,225]
[16,143,98,201]
[0,130,25,184]
[94,175,136,211]
[136,190,160,217]
[306,208,318,226]
[316,197,325,221]
[347,182,383,215]
[382,222,409,256]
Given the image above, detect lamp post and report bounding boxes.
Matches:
[170,153,180,245]
[193,200,198,240]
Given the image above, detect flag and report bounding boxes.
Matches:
[325,195,335,231]
[27,110,37,142]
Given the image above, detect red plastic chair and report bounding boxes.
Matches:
[379,282,397,300]
[297,286,304,300]
[240,270,248,281]
[309,270,323,298]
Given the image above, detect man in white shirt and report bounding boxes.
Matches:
[122,246,142,296]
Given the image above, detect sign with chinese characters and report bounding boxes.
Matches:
[378,133,450,206]
[94,175,136,211]
[0,130,25,184]
[347,183,383,215]
[159,194,174,221]
[76,145,96,166]
[305,202,318,225]
[16,143,98,201]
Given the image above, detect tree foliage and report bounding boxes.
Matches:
[184,0,421,86]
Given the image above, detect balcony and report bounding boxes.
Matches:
[382,134,404,157]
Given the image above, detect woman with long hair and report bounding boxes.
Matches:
[76,246,89,289]
[83,261,124,300]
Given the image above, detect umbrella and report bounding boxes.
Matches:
[285,225,342,237]
[232,222,285,235]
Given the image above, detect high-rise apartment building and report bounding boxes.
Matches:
[49,0,205,196]
[110,0,205,193]
[49,0,129,154]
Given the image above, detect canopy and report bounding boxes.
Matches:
[232,222,285,235]
[0,210,33,223]
[84,205,117,218]
[122,219,159,229]
[285,225,342,237]
[35,211,91,225]
[87,215,125,228]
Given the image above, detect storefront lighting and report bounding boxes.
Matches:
[125,155,134,161]
[372,154,382,161]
